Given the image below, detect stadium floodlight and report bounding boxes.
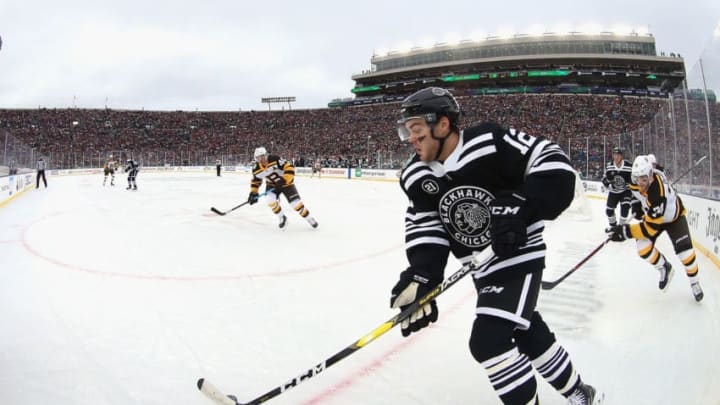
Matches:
[396,41,413,54]
[443,33,462,46]
[496,27,515,39]
[551,23,572,36]
[577,22,603,35]
[470,31,487,42]
[374,47,388,57]
[610,24,634,36]
[526,24,546,37]
[419,37,435,49]
[635,25,650,36]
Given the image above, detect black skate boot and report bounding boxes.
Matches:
[691,281,704,302]
[658,261,674,291]
[278,215,287,230]
[307,217,318,229]
[567,382,604,405]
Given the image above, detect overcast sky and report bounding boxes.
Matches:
[1,0,719,111]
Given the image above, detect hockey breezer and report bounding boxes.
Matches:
[210,189,274,216]
[197,248,496,405]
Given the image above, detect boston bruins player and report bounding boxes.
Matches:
[392,87,602,405]
[310,159,323,179]
[606,155,703,301]
[248,147,318,229]
[601,147,634,226]
[103,155,117,186]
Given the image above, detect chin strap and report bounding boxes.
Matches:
[429,124,447,160]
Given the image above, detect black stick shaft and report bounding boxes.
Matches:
[542,154,707,291]
[671,155,707,186]
[211,188,274,216]
[541,238,610,290]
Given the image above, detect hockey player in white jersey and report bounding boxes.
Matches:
[103,155,117,186]
[606,155,703,301]
[248,147,318,229]
[391,87,603,405]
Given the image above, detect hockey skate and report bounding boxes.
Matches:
[657,261,674,291]
[307,217,318,229]
[691,281,704,302]
[278,215,287,230]
[567,382,604,405]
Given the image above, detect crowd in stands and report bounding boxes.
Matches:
[2,93,717,180]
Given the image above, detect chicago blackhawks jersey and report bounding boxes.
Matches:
[627,171,685,239]
[251,155,295,193]
[602,160,633,194]
[399,122,576,280]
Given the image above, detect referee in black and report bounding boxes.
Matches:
[36,157,47,188]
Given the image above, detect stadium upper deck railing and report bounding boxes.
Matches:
[564,45,719,200]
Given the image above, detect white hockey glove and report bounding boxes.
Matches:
[390,270,439,337]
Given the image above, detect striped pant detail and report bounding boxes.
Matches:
[530,342,579,396]
[482,348,537,404]
[678,248,699,277]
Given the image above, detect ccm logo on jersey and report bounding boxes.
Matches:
[480,285,504,294]
[491,206,521,215]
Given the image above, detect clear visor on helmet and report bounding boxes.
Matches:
[632,170,652,184]
[396,113,439,141]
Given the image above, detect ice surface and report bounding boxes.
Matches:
[1,172,718,404]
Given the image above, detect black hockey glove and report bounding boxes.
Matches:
[490,191,529,258]
[602,177,610,188]
[390,269,440,337]
[605,225,630,242]
[247,191,259,205]
[273,177,287,189]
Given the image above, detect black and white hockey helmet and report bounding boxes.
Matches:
[612,146,623,155]
[397,87,460,140]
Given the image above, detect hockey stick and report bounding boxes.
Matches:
[542,154,709,290]
[671,155,707,186]
[210,188,274,216]
[540,237,611,290]
[197,248,497,405]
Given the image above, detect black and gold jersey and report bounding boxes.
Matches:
[628,171,685,239]
[250,154,295,193]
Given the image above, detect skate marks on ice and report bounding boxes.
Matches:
[539,240,603,333]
